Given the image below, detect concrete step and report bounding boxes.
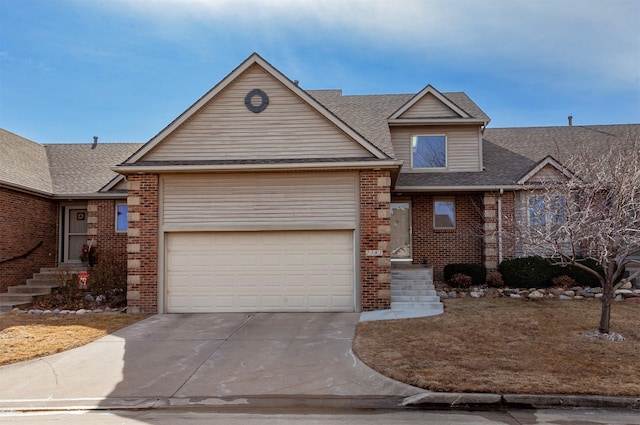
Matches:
[391,281,433,289]
[0,293,48,303]
[392,290,437,297]
[0,301,31,313]
[391,301,444,312]
[26,278,59,286]
[8,285,56,294]
[392,295,441,303]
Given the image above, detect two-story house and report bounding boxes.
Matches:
[1,53,638,314]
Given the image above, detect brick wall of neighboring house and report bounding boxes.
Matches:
[86,199,128,265]
[360,170,392,311]
[0,187,57,292]
[125,175,159,314]
[411,193,484,282]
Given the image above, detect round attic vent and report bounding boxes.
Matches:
[245,88,269,113]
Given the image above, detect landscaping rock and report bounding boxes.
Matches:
[84,294,95,302]
[619,281,633,290]
[564,290,575,297]
[559,295,572,300]
[76,309,87,315]
[437,291,448,298]
[528,290,544,299]
[510,294,521,299]
[470,291,481,298]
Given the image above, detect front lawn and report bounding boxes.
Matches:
[0,313,147,366]
[354,298,640,396]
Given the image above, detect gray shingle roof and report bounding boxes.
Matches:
[0,129,52,194]
[398,124,640,188]
[45,143,143,194]
[308,90,489,159]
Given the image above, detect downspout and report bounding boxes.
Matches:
[498,188,503,264]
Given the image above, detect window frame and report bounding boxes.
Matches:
[411,134,447,169]
[433,197,456,230]
[115,201,128,233]
[527,194,567,233]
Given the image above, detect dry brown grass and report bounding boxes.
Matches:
[354,298,640,396]
[0,313,147,366]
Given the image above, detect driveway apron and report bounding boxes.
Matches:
[0,313,422,409]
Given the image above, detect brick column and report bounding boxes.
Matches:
[359,170,391,311]
[483,193,499,270]
[86,201,99,243]
[126,175,159,314]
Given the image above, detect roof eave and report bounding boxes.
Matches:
[112,160,403,175]
[393,184,522,192]
[388,118,489,126]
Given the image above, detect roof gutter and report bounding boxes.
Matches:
[112,160,404,175]
[0,180,53,198]
[388,118,488,126]
[393,184,522,192]
[52,192,128,200]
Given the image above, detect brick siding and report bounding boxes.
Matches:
[360,170,392,311]
[86,199,128,265]
[0,187,57,291]
[411,194,484,282]
[125,175,159,314]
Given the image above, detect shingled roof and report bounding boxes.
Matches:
[0,128,142,196]
[308,90,489,159]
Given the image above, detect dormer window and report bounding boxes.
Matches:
[412,135,447,168]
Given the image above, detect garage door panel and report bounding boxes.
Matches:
[166,230,354,312]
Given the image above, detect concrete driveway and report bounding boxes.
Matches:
[0,313,423,410]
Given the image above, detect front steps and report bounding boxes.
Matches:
[0,266,85,312]
[360,265,443,322]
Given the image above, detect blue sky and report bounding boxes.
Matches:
[1,0,639,144]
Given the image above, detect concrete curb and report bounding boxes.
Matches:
[1,393,638,413]
[402,392,640,410]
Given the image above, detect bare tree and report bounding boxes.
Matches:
[516,138,640,334]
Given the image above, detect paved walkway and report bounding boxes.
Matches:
[0,313,422,411]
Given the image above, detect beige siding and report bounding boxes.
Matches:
[527,164,567,183]
[398,93,460,119]
[144,64,371,161]
[162,172,358,230]
[391,125,482,172]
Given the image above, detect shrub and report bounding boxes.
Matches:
[448,273,473,289]
[499,256,622,288]
[499,256,557,288]
[486,270,505,288]
[88,251,127,308]
[443,263,486,286]
[552,275,577,288]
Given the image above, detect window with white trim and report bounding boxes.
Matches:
[434,198,455,230]
[528,195,567,232]
[115,202,128,233]
[412,135,447,168]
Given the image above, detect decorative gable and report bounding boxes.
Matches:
[389,85,470,121]
[518,156,573,185]
[397,92,461,119]
[126,54,388,164]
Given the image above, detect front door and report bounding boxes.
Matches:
[64,207,88,263]
[390,202,412,260]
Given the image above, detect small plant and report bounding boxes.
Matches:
[486,270,505,288]
[79,240,99,266]
[87,251,127,308]
[443,263,487,286]
[448,273,473,289]
[552,275,576,289]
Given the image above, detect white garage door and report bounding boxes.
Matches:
[166,230,354,313]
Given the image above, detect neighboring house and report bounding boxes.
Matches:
[1,53,638,314]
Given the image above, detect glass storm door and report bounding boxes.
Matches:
[64,207,88,263]
[390,202,412,260]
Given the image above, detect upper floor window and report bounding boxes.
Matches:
[115,202,128,233]
[412,135,446,168]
